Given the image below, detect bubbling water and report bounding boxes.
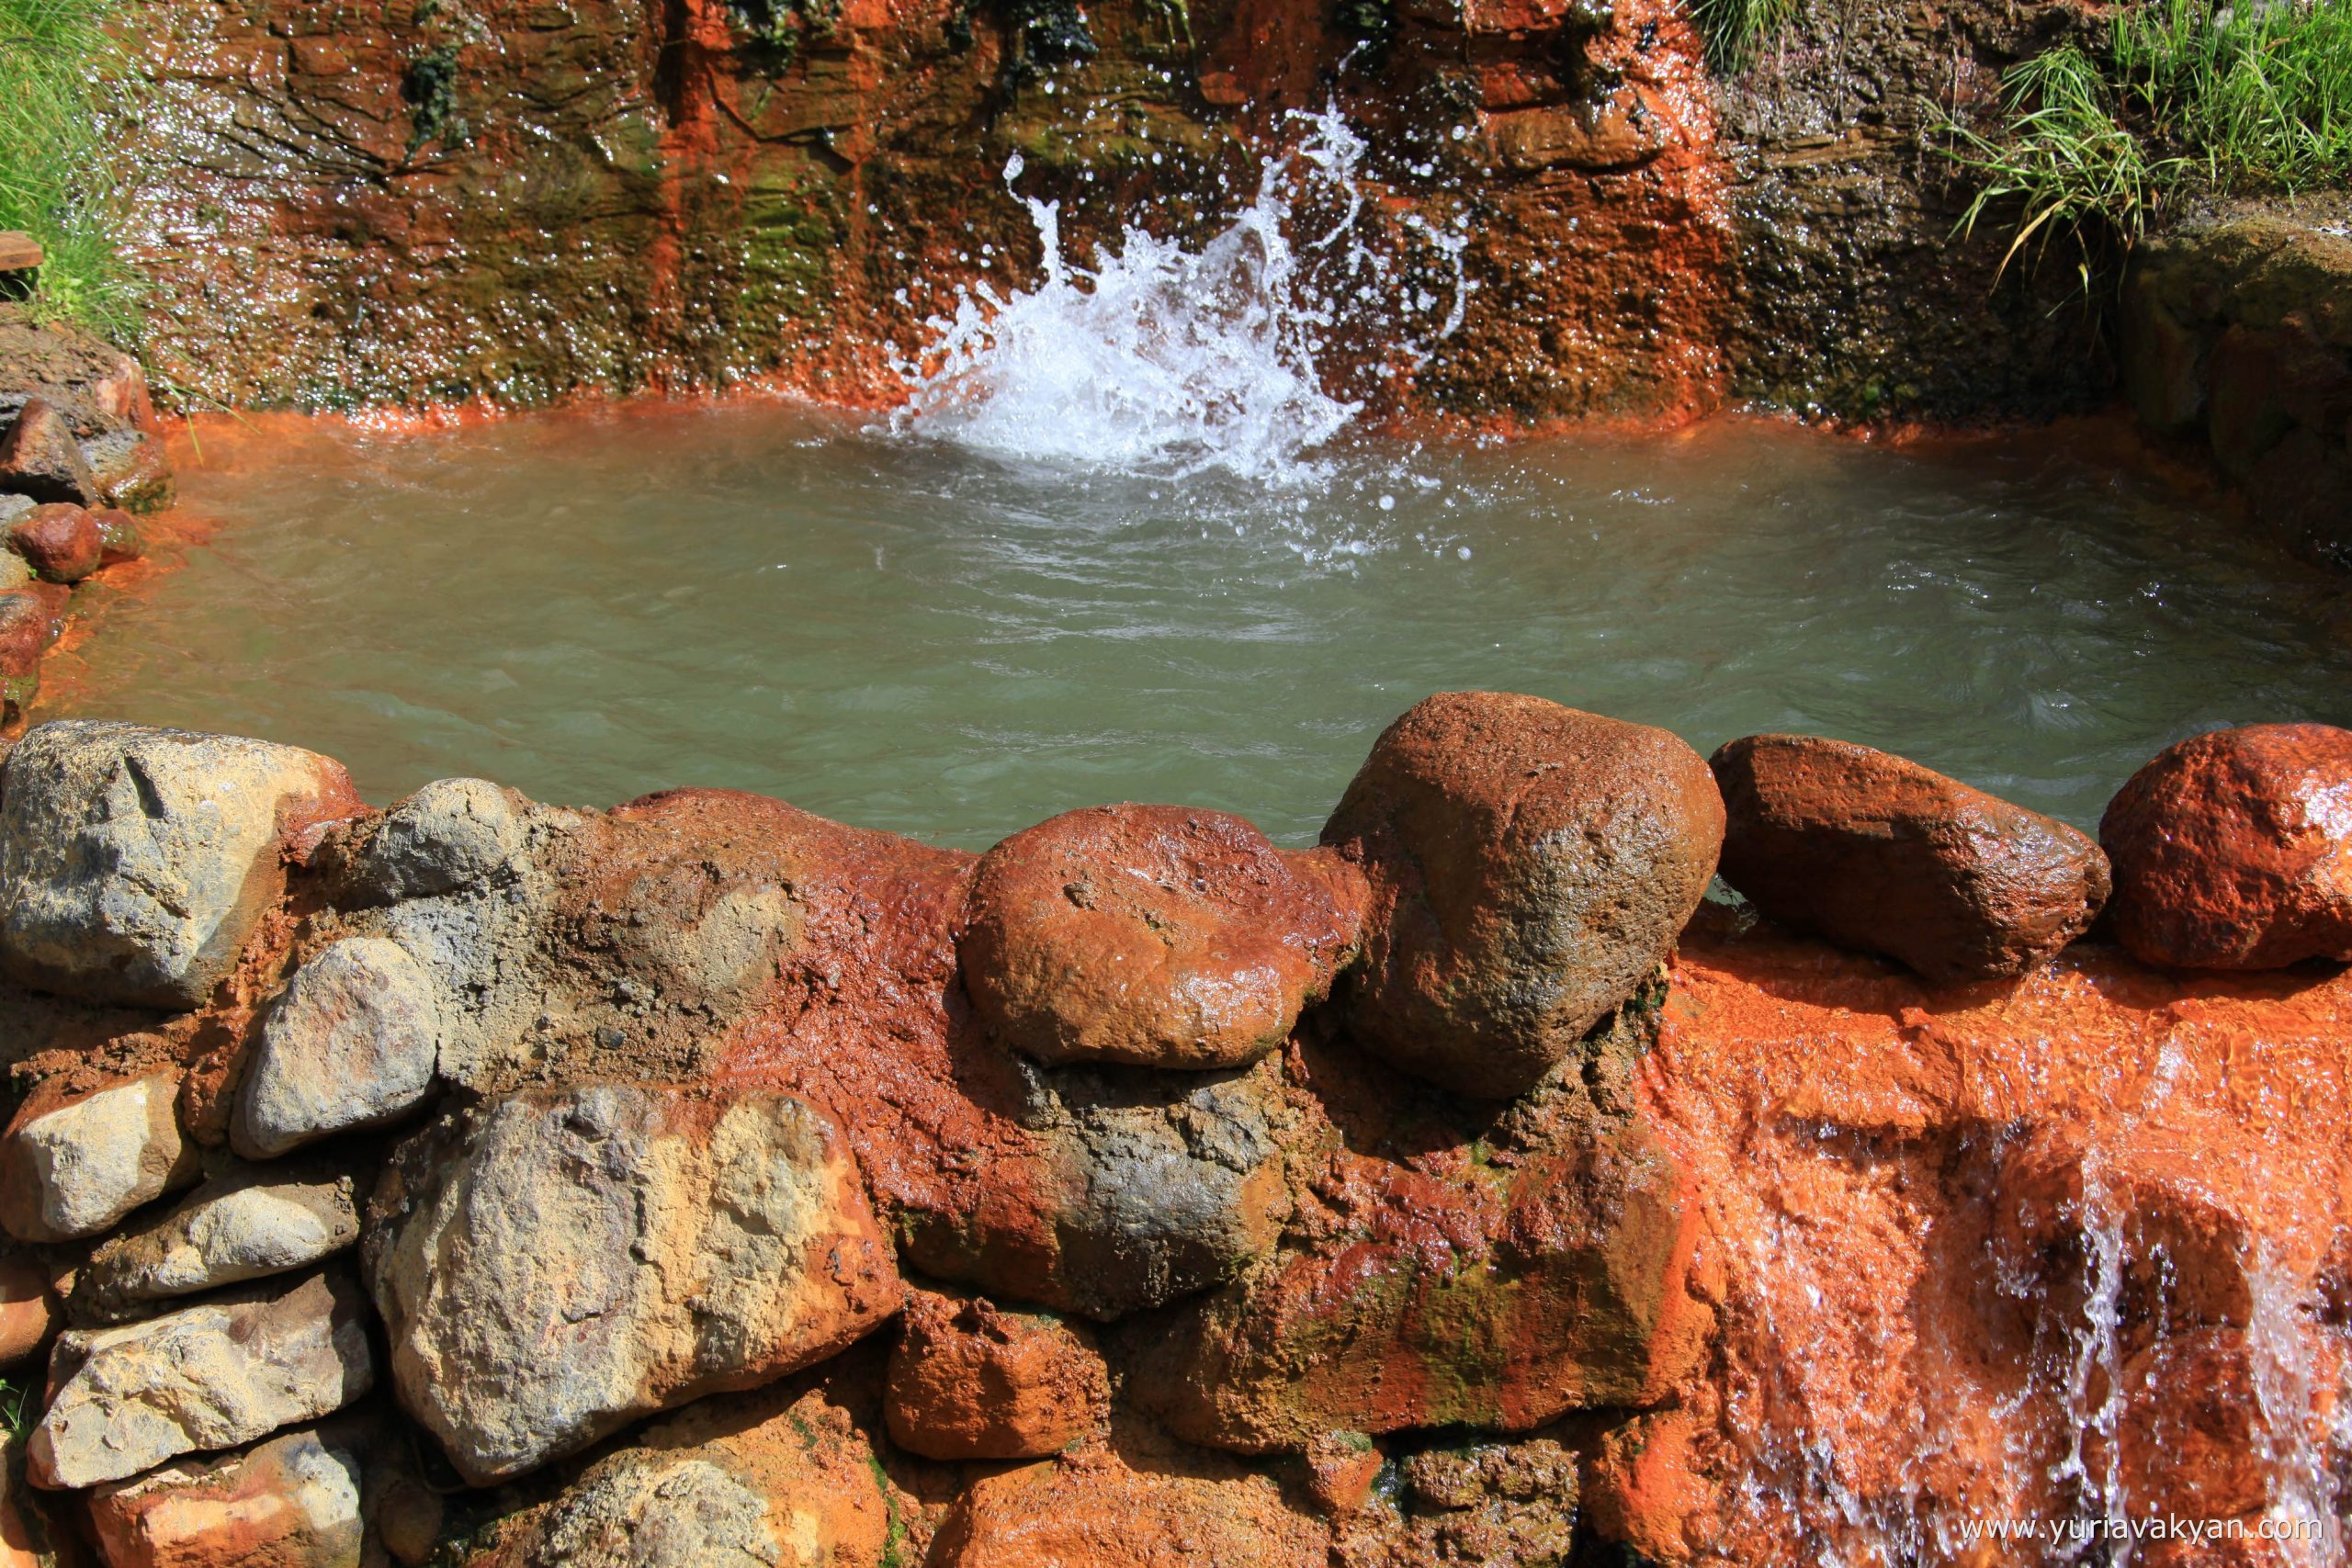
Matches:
[897,105,1465,484]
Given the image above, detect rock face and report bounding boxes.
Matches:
[2101,723,2352,969]
[1710,733,2112,982]
[28,1272,377,1491]
[365,1083,901,1483]
[2121,216,2352,569]
[233,938,441,1157]
[0,722,362,1009]
[6,502,101,584]
[0,1072,198,1243]
[1322,692,1724,1099]
[0,398,99,506]
[73,1167,361,1324]
[520,1380,903,1568]
[84,1427,366,1568]
[927,1453,1329,1568]
[885,1290,1108,1460]
[960,806,1363,1071]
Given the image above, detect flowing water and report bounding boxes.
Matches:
[40,405,2352,848]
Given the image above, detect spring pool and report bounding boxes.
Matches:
[36,401,2352,848]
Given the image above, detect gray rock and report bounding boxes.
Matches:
[74,1165,361,1323]
[0,397,99,505]
[85,1426,365,1568]
[366,1084,902,1483]
[0,493,32,531]
[0,1070,200,1243]
[535,1453,779,1568]
[0,721,358,1009]
[345,777,530,902]
[28,1271,377,1490]
[234,938,440,1158]
[80,427,174,513]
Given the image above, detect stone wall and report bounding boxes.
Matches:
[116,0,2117,424]
[2120,207,2352,569]
[0,694,2348,1564]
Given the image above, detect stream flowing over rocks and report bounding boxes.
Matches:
[0,694,2349,1564]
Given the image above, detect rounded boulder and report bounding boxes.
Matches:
[1711,734,2110,982]
[6,503,101,585]
[960,804,1364,1070]
[2101,722,2352,969]
[1322,692,1724,1100]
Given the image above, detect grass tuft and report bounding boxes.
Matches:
[0,0,143,337]
[1691,0,1801,73]
[1944,0,2352,277]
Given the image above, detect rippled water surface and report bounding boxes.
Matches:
[44,402,2352,848]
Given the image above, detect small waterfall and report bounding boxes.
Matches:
[896,105,1466,483]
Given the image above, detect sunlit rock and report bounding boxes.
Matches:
[885,1288,1108,1460]
[1323,690,1724,1098]
[232,938,441,1158]
[73,1165,361,1324]
[28,1272,377,1491]
[2103,722,2352,969]
[365,1083,901,1483]
[85,1426,365,1568]
[0,721,361,1009]
[1712,733,2110,981]
[0,1071,199,1244]
[961,807,1366,1072]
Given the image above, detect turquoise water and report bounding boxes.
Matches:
[44,400,2352,848]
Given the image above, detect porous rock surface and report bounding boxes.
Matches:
[0,707,2342,1565]
[0,398,99,507]
[960,804,1364,1070]
[232,936,441,1156]
[886,1288,1109,1460]
[0,721,361,1008]
[1323,691,1724,1098]
[1710,732,2112,981]
[364,1082,902,1483]
[2102,722,2352,969]
[28,1272,376,1491]
[6,502,102,584]
[84,1425,365,1568]
[72,1165,361,1325]
[0,1071,199,1243]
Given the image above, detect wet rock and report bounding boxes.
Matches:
[91,507,143,567]
[0,583,65,714]
[2102,723,2352,969]
[6,502,101,584]
[339,777,530,903]
[1301,1433,1384,1518]
[0,1071,200,1243]
[0,1252,58,1368]
[366,1083,901,1483]
[1579,1408,1720,1564]
[904,1056,1295,1321]
[521,1380,902,1568]
[927,1451,1329,1568]
[1136,1094,1708,1452]
[85,1426,365,1568]
[81,429,174,514]
[74,1166,361,1325]
[960,805,1363,1070]
[0,721,363,1008]
[1322,692,1724,1099]
[233,938,441,1158]
[1710,733,2111,982]
[885,1288,1107,1460]
[28,1271,378,1490]
[0,398,98,506]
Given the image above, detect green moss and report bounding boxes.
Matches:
[999,0,1097,87]
[402,43,467,157]
[868,1453,910,1568]
[740,161,844,324]
[728,0,842,69]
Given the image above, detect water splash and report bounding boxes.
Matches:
[895,105,1465,484]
